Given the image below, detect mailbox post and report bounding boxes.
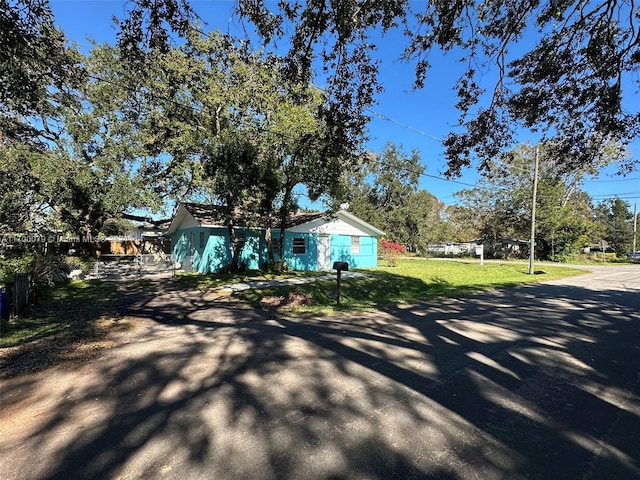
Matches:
[332,261,349,305]
[475,244,484,266]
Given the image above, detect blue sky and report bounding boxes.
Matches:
[49,0,640,210]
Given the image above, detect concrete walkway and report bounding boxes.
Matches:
[219,271,368,292]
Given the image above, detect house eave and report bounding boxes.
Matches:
[336,210,385,237]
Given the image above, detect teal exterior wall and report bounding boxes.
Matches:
[198,229,232,273]
[172,227,277,272]
[282,232,318,271]
[171,226,378,272]
[257,230,281,266]
[330,234,377,268]
[239,231,262,270]
[172,230,192,267]
[172,227,231,273]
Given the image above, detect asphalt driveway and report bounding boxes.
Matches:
[1,265,639,479]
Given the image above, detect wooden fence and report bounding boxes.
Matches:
[1,274,32,320]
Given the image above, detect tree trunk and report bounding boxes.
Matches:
[227,219,240,270]
[277,181,294,266]
[265,225,275,264]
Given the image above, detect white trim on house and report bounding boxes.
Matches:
[166,204,223,234]
[166,205,196,234]
[287,210,385,237]
[336,210,385,237]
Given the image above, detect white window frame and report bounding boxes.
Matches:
[292,237,306,255]
[351,236,361,255]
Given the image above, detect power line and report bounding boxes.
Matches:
[590,191,640,198]
[366,109,442,142]
[422,172,477,188]
[584,176,640,183]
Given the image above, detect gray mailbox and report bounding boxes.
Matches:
[332,262,349,304]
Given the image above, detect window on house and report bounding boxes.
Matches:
[271,237,281,256]
[199,231,206,249]
[292,237,306,254]
[351,236,361,255]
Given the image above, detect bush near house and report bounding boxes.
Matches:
[379,239,405,267]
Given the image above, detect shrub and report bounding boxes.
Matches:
[379,239,405,267]
[219,261,248,274]
[261,260,289,274]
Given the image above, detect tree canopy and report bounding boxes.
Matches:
[111,0,640,177]
[2,0,638,261]
[4,0,639,178]
[455,142,618,260]
[345,142,449,254]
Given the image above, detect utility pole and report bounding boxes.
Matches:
[529,146,540,275]
[634,203,637,252]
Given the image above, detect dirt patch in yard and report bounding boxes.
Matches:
[260,290,313,309]
[0,277,264,379]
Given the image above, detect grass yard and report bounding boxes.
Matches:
[0,280,133,377]
[236,258,585,315]
[0,280,120,346]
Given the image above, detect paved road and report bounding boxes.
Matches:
[1,265,639,479]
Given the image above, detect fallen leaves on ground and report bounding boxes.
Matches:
[260,290,313,309]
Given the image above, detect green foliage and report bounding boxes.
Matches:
[0,253,34,285]
[137,31,353,264]
[1,0,85,140]
[1,38,160,238]
[346,142,447,251]
[228,1,640,176]
[236,259,583,314]
[456,142,608,260]
[100,219,135,237]
[5,0,640,186]
[595,198,634,256]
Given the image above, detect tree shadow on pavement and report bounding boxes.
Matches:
[1,279,639,480]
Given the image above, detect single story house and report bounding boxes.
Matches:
[167,203,385,272]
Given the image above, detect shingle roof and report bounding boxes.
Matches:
[281,211,325,228]
[181,203,325,229]
[182,203,230,226]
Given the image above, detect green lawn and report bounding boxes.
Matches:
[236,258,585,315]
[1,280,120,347]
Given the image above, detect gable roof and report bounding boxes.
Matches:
[282,211,326,228]
[275,209,385,237]
[182,202,231,226]
[335,210,385,237]
[166,203,326,234]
